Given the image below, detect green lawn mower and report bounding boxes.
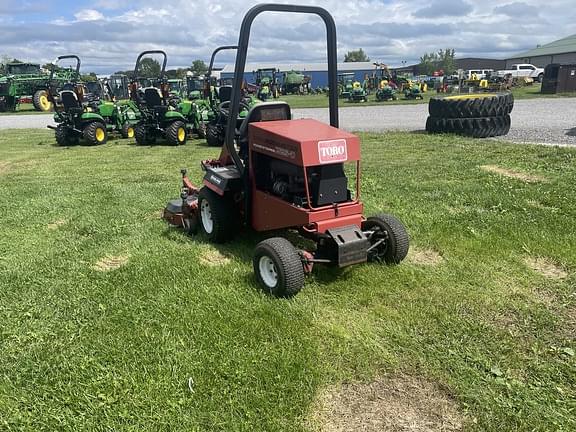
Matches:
[47,56,108,146]
[204,46,259,147]
[338,72,354,99]
[130,50,187,146]
[348,80,368,102]
[375,81,398,101]
[48,57,141,145]
[403,80,424,100]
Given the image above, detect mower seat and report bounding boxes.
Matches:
[60,90,81,110]
[143,87,163,109]
[218,85,233,103]
[238,102,291,160]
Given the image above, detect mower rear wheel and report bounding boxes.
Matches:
[55,124,78,146]
[135,124,155,145]
[83,122,108,146]
[198,187,238,243]
[363,213,409,264]
[253,237,305,297]
[166,120,187,146]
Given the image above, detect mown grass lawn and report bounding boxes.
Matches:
[0,129,574,431]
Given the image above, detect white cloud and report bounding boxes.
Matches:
[74,9,105,22]
[0,0,574,74]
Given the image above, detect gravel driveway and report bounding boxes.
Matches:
[1,98,575,146]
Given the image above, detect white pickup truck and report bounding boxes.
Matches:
[496,64,545,82]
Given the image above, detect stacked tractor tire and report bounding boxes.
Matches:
[426,92,513,138]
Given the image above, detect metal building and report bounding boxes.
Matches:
[220,62,376,88]
[506,34,576,68]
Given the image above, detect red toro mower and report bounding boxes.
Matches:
[163,4,409,296]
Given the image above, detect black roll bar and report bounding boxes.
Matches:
[49,55,81,81]
[226,4,339,174]
[133,50,168,79]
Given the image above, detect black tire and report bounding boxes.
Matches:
[429,92,513,118]
[135,124,155,145]
[198,187,239,243]
[33,89,52,112]
[537,73,544,83]
[55,124,78,146]
[253,237,305,297]
[197,122,207,139]
[205,124,223,147]
[165,120,187,146]
[121,123,135,139]
[82,121,107,146]
[362,214,409,264]
[0,99,6,112]
[426,115,511,138]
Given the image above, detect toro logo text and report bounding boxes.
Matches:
[317,139,348,164]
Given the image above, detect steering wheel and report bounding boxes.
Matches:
[218,100,251,119]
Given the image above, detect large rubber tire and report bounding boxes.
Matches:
[121,123,135,139]
[165,120,187,146]
[55,124,78,146]
[198,187,239,243]
[253,237,305,297]
[362,214,409,264]
[429,92,514,118]
[33,90,52,112]
[426,115,511,138]
[205,124,223,147]
[82,121,107,146]
[135,124,155,145]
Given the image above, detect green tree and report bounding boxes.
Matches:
[344,48,370,62]
[139,57,161,78]
[419,48,456,75]
[81,72,98,82]
[191,60,208,76]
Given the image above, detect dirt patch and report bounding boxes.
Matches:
[407,247,443,266]
[0,161,11,174]
[480,165,545,183]
[525,257,568,280]
[47,219,66,230]
[93,255,129,272]
[200,249,230,267]
[310,375,464,432]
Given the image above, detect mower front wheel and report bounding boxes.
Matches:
[121,123,135,139]
[363,213,409,264]
[55,124,78,146]
[253,237,305,297]
[205,124,222,147]
[166,120,187,146]
[198,187,238,243]
[135,124,155,145]
[83,122,107,146]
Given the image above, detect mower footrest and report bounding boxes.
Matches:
[326,225,369,267]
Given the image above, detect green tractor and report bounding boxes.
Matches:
[130,50,187,146]
[203,46,259,147]
[0,62,74,112]
[185,75,205,100]
[168,78,186,99]
[48,56,141,146]
[281,70,310,95]
[254,68,279,101]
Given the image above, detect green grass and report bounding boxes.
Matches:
[0,103,46,116]
[0,130,575,431]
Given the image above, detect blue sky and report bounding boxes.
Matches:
[1,0,574,74]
